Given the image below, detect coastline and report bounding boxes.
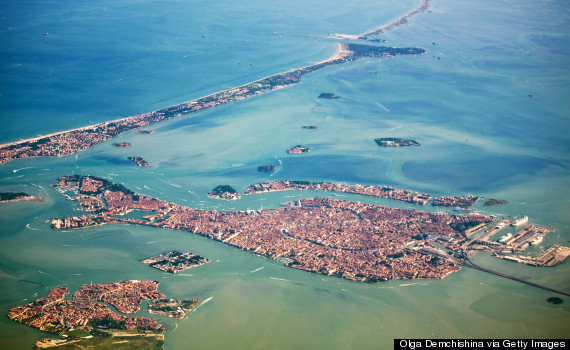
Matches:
[329,0,431,40]
[360,0,431,37]
[0,44,348,151]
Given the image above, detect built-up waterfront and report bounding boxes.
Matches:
[8,280,167,336]
[48,175,568,285]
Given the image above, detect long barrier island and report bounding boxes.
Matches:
[0,44,425,165]
[47,175,569,287]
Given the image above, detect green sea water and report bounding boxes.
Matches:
[0,0,569,348]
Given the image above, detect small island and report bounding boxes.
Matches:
[286,145,311,154]
[135,130,154,134]
[432,195,479,208]
[375,138,420,147]
[128,156,151,167]
[148,298,200,319]
[112,142,132,147]
[208,185,241,200]
[140,251,210,273]
[257,165,276,173]
[301,125,319,130]
[0,192,44,203]
[318,92,340,99]
[483,198,509,207]
[547,297,563,305]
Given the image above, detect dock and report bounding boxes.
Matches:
[504,225,553,252]
[495,244,570,267]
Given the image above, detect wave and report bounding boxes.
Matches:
[169,183,182,188]
[177,274,193,277]
[250,267,264,273]
[146,240,161,244]
[232,163,245,167]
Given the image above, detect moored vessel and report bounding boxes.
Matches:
[512,216,528,226]
[498,233,512,243]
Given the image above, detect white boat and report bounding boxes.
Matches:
[530,235,543,245]
[498,233,512,243]
[512,216,528,226]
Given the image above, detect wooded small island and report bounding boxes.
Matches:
[375,138,420,147]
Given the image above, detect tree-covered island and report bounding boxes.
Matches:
[375,138,420,147]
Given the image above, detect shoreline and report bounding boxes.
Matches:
[0,43,350,151]
[1,44,425,164]
[330,0,431,40]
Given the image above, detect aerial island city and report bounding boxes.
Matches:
[2,0,568,348]
[48,175,570,286]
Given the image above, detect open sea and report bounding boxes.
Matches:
[0,0,569,348]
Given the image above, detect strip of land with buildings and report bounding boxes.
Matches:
[48,175,569,285]
[0,44,425,165]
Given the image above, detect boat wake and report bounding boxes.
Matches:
[26,224,40,231]
[385,125,401,132]
[376,102,391,112]
[13,167,34,173]
[269,277,290,282]
[4,175,24,180]
[399,282,428,287]
[194,296,213,311]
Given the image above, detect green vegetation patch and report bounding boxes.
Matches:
[0,192,28,201]
[483,199,509,207]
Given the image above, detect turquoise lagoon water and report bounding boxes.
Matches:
[0,0,569,349]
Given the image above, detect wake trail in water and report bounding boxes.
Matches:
[399,282,428,287]
[13,167,34,173]
[376,102,391,112]
[269,277,291,282]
